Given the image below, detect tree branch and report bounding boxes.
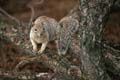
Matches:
[0,7,26,27]
[27,4,35,29]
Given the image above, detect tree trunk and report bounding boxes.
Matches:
[78,0,115,80]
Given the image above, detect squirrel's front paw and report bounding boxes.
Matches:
[38,50,43,55]
[58,51,66,56]
[32,49,37,52]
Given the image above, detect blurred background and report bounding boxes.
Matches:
[0,0,78,21]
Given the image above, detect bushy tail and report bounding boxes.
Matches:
[57,16,79,55]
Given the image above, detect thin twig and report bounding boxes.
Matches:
[32,0,44,5]
[97,41,120,53]
[15,56,39,71]
[0,7,26,27]
[103,43,120,53]
[27,5,35,29]
[27,0,44,29]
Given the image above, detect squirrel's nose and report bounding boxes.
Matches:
[37,33,41,37]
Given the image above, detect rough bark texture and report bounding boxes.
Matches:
[78,0,115,80]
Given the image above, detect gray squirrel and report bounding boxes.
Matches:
[30,16,79,55]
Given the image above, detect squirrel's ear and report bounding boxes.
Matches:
[31,22,34,26]
[41,22,45,31]
[41,22,45,25]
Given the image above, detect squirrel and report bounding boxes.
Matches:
[30,16,60,54]
[30,16,79,55]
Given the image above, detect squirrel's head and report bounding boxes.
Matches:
[31,20,47,39]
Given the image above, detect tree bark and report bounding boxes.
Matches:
[78,0,115,80]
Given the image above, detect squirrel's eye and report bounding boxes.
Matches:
[34,29,37,31]
[43,27,45,31]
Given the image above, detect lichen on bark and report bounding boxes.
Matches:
[78,0,115,80]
